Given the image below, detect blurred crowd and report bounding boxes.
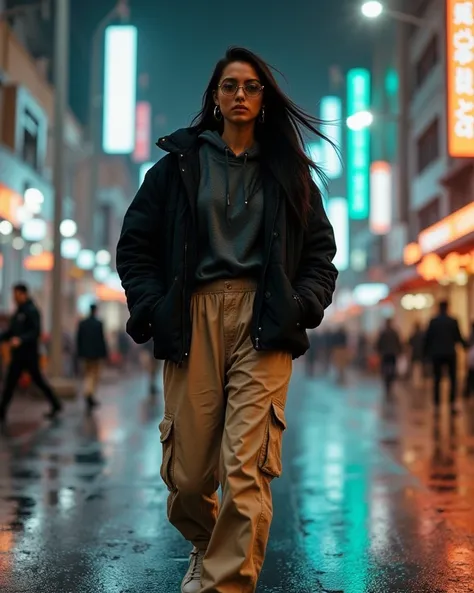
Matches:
[0,284,160,425]
[305,300,474,412]
[2,284,474,425]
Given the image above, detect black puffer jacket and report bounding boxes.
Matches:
[116,128,337,363]
[76,316,108,360]
[0,299,42,357]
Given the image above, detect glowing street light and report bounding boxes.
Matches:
[0,220,13,236]
[346,110,374,131]
[360,1,426,26]
[361,1,383,18]
[24,187,44,214]
[59,218,77,238]
[61,237,81,259]
[95,249,111,266]
[12,237,25,251]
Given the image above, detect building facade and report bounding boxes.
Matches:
[388,0,474,345]
[0,15,132,338]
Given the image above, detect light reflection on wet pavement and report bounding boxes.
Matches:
[1,368,474,592]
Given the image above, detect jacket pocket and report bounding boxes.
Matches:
[260,264,310,357]
[258,402,287,478]
[152,280,182,360]
[159,415,175,491]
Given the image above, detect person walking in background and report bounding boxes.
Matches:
[76,304,108,412]
[409,322,425,388]
[376,318,402,397]
[424,300,467,413]
[332,326,349,384]
[116,46,337,593]
[464,321,474,401]
[0,283,62,425]
[356,332,369,372]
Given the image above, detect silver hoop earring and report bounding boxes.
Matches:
[259,107,265,123]
[214,106,222,121]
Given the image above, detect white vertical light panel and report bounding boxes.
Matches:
[103,25,138,154]
[327,197,349,271]
[370,161,392,235]
[320,96,342,179]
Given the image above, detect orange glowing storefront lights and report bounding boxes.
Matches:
[96,284,126,303]
[419,201,474,254]
[0,184,22,227]
[403,242,422,266]
[23,251,53,271]
[447,0,474,157]
[417,250,474,282]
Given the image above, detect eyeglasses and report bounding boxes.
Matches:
[218,80,264,98]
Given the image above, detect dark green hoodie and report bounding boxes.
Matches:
[195,130,264,282]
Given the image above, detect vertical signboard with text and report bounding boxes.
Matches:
[133,101,152,163]
[370,161,392,235]
[347,69,371,219]
[447,0,474,157]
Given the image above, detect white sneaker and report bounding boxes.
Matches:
[181,547,204,593]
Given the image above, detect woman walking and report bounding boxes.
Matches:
[116,47,337,593]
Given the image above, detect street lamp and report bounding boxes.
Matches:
[361,1,383,18]
[0,221,13,236]
[360,1,426,27]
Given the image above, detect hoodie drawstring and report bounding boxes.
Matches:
[242,152,249,207]
[224,148,250,214]
[225,148,231,208]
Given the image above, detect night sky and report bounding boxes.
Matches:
[70,0,375,142]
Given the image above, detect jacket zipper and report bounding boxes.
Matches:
[180,239,188,365]
[253,197,280,350]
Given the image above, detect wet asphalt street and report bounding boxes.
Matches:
[1,366,474,593]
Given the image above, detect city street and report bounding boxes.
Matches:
[1,367,474,592]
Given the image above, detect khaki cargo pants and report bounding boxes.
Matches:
[160,279,292,593]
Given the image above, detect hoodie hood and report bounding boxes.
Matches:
[198,130,260,160]
[198,130,260,215]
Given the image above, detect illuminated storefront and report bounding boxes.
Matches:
[397,202,474,337]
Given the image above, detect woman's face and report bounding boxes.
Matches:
[214,61,264,126]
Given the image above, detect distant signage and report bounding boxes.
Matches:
[133,101,151,163]
[347,69,371,219]
[447,0,474,157]
[102,25,138,154]
[370,161,392,235]
[418,201,474,253]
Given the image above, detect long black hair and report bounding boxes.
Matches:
[192,47,335,226]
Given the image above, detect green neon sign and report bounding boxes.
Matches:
[347,69,371,219]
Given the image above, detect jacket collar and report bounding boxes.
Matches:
[156,127,201,154]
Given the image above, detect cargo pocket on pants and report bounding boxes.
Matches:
[258,402,287,478]
[159,414,175,491]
